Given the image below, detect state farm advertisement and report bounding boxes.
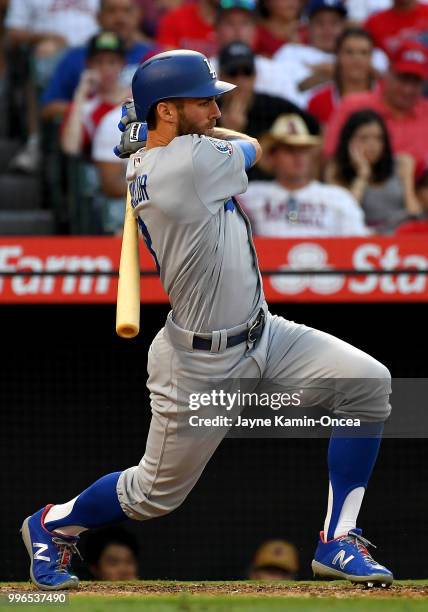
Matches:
[0,236,427,303]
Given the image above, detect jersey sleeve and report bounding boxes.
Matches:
[192,136,248,213]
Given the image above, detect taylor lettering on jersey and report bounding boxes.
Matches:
[130,174,149,210]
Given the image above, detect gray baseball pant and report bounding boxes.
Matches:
[117,304,391,520]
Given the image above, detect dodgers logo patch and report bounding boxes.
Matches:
[207,138,233,156]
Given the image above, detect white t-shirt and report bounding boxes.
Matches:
[5,0,99,46]
[345,0,391,21]
[239,180,369,237]
[272,44,388,108]
[211,55,303,102]
[92,105,127,165]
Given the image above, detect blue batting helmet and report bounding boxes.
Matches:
[132,49,236,122]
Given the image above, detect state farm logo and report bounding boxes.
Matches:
[0,246,113,295]
[270,244,345,295]
[270,243,428,296]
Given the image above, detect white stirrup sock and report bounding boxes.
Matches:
[324,484,366,540]
[44,497,87,536]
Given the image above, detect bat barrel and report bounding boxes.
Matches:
[116,190,141,338]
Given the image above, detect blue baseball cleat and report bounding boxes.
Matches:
[312,529,393,588]
[20,505,81,590]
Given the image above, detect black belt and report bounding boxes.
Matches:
[192,310,265,351]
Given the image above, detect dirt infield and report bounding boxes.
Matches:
[3,581,428,599]
[71,582,428,599]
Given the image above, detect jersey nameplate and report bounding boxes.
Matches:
[130,174,149,209]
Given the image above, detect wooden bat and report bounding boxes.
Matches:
[116,189,140,338]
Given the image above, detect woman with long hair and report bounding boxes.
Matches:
[326,109,421,231]
[308,28,375,125]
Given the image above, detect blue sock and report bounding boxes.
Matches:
[44,472,127,531]
[326,422,383,540]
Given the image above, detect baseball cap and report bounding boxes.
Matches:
[261,114,322,149]
[307,0,347,18]
[391,41,428,80]
[87,32,126,59]
[252,540,299,574]
[219,42,255,75]
[219,0,256,12]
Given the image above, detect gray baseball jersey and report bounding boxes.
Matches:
[127,134,263,333]
[118,132,391,524]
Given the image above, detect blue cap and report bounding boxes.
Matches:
[307,0,347,18]
[219,0,256,11]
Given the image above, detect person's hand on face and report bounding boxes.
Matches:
[349,141,371,180]
[77,69,101,99]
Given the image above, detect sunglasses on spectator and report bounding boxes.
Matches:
[226,67,255,77]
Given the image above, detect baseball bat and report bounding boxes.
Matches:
[116,189,140,338]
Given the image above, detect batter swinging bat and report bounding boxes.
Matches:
[116,190,140,338]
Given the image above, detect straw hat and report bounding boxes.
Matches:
[261,114,321,151]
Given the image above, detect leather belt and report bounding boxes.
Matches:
[192,309,265,351]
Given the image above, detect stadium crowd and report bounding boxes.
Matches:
[1,0,428,236]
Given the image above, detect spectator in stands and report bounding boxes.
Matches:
[61,32,128,157]
[42,0,153,121]
[213,0,315,103]
[396,161,428,232]
[215,0,257,50]
[364,0,428,57]
[324,41,428,168]
[156,0,218,56]
[254,0,302,58]
[273,0,388,107]
[217,41,320,177]
[248,540,299,580]
[85,527,139,580]
[5,0,100,173]
[218,42,320,137]
[272,0,348,107]
[136,0,182,39]
[326,109,421,232]
[92,104,127,233]
[308,28,376,126]
[239,114,368,236]
[5,0,99,51]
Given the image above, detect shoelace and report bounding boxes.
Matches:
[341,530,377,564]
[52,537,83,574]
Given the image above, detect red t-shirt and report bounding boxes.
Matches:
[307,85,337,125]
[395,218,428,233]
[323,87,428,168]
[254,24,304,58]
[156,3,217,57]
[364,3,428,56]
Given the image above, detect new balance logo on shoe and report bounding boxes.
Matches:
[33,542,50,562]
[332,550,354,570]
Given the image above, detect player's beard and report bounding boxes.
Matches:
[176,108,211,137]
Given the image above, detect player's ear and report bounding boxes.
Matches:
[157,101,177,125]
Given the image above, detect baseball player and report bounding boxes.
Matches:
[21,50,393,590]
